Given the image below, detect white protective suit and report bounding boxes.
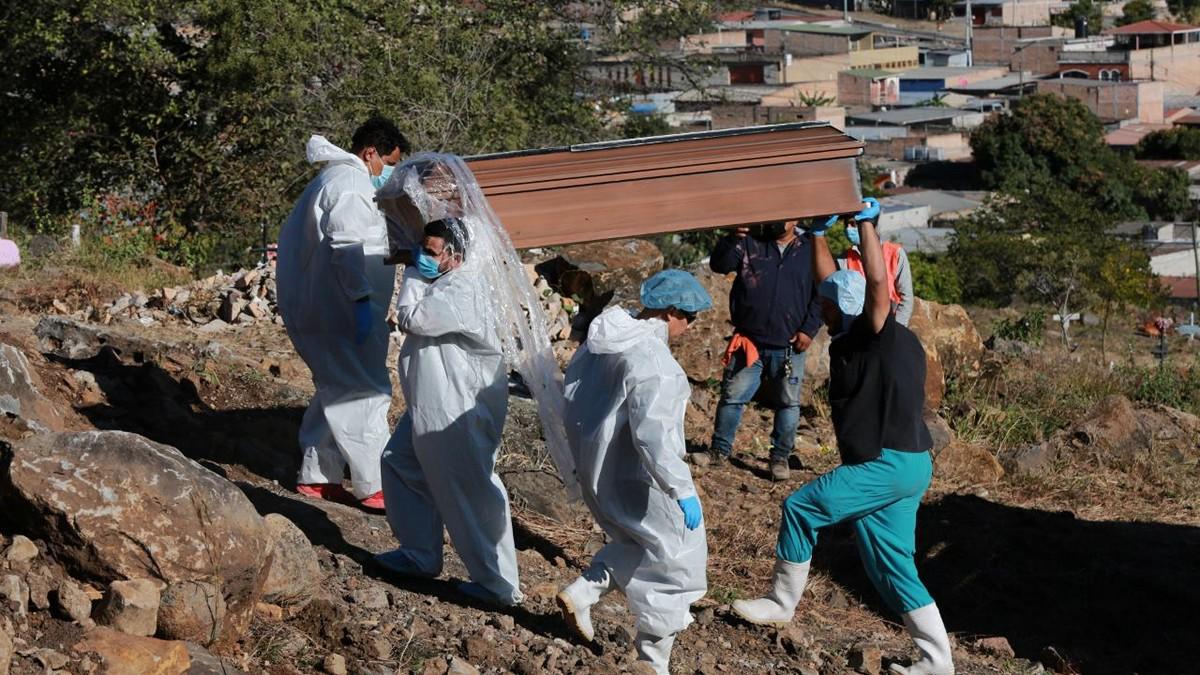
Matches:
[563,305,707,639]
[380,264,522,604]
[276,135,394,498]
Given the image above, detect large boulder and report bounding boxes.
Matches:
[908,299,985,377]
[0,431,272,646]
[0,342,63,433]
[556,239,664,307]
[72,627,191,675]
[260,515,321,608]
[935,441,1005,485]
[157,580,225,645]
[1067,395,1148,460]
[671,269,733,384]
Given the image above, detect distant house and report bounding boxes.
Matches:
[848,108,986,161]
[893,66,1011,105]
[1053,21,1200,94]
[952,0,1066,28]
[1037,78,1164,124]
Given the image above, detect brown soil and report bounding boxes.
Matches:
[2,268,1198,674]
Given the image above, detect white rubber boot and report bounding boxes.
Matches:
[889,603,955,675]
[731,558,811,625]
[635,632,676,675]
[556,565,614,642]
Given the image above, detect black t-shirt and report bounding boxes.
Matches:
[828,313,933,465]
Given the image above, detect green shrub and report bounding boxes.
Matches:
[908,251,962,304]
[993,308,1046,344]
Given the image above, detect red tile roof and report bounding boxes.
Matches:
[1109,20,1199,35]
[718,11,755,22]
[1161,276,1199,300]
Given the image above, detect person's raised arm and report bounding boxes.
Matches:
[810,215,838,283]
[856,200,890,334]
[709,228,748,274]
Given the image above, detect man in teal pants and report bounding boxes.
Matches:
[732,198,954,675]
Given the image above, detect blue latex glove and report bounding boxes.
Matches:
[354,299,372,345]
[809,214,839,237]
[854,197,881,222]
[677,496,703,530]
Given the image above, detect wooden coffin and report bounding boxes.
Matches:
[464,122,864,249]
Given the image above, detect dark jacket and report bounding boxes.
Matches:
[709,233,823,349]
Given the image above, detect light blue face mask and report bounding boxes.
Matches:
[413,247,444,279]
[371,163,394,190]
[846,225,861,247]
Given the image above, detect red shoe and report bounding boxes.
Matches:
[359,491,386,511]
[296,483,353,503]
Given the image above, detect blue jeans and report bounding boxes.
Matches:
[710,346,806,462]
[776,449,935,614]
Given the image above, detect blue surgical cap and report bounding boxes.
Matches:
[819,270,866,317]
[640,269,713,313]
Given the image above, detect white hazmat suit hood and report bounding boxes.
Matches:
[276,134,394,499]
[563,305,708,641]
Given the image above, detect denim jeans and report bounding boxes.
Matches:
[710,346,806,462]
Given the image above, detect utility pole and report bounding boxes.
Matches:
[1192,211,1199,311]
[844,0,850,24]
[966,0,974,65]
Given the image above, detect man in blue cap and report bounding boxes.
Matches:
[556,269,712,675]
[732,200,954,675]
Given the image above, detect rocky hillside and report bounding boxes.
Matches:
[1,244,1198,675]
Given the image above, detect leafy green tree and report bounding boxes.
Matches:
[0,0,717,270]
[1092,243,1163,361]
[1053,0,1103,33]
[1136,127,1200,160]
[1167,0,1200,23]
[908,252,963,304]
[1118,0,1156,25]
[971,93,1188,221]
[623,113,672,139]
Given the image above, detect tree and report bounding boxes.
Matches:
[1118,0,1157,24]
[1167,0,1200,23]
[1136,127,1200,160]
[971,93,1190,222]
[1053,0,1103,33]
[623,112,672,138]
[1092,243,1163,361]
[908,252,963,304]
[0,0,718,269]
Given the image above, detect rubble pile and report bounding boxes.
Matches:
[69,265,280,331]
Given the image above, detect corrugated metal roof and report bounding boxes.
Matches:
[848,107,975,126]
[882,190,982,216]
[842,68,895,79]
[672,86,789,103]
[896,67,996,80]
[777,24,874,36]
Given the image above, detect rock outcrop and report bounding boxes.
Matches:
[0,342,63,433]
[73,627,191,675]
[0,431,272,645]
[261,514,321,608]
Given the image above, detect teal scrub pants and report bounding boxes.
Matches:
[776,448,935,614]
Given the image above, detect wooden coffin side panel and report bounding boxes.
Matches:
[468,125,861,192]
[494,157,862,249]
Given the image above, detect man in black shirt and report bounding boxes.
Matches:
[731,199,954,675]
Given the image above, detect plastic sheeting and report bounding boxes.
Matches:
[376,153,580,499]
